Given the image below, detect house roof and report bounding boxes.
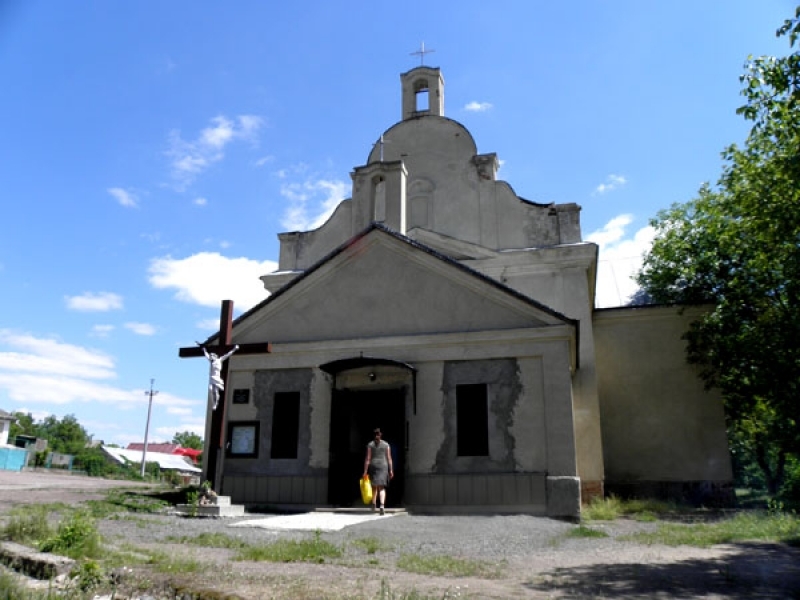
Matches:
[205,223,580,361]
[102,446,202,473]
[127,442,179,454]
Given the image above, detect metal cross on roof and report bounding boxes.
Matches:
[410,41,435,66]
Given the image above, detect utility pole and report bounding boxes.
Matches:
[140,378,159,478]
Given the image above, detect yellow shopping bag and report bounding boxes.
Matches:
[360,475,373,504]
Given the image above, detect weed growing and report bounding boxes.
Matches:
[376,578,468,599]
[396,554,503,579]
[351,536,392,554]
[567,524,609,538]
[39,510,101,559]
[166,531,249,549]
[85,490,169,518]
[235,530,342,563]
[2,505,53,545]
[623,509,800,547]
[582,495,684,521]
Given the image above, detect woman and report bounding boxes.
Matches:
[363,428,393,515]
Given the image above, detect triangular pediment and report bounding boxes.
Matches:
[232,226,574,344]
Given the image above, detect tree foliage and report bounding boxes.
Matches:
[172,431,203,450]
[36,414,91,455]
[8,412,91,455]
[637,8,800,496]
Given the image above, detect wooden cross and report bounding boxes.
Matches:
[179,299,271,490]
[410,41,435,66]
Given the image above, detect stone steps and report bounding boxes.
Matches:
[175,495,245,518]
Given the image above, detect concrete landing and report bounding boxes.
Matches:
[229,510,402,532]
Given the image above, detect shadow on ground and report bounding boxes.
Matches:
[526,542,800,599]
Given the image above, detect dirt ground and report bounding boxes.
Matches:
[1,470,799,599]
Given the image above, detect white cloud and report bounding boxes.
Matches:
[593,174,627,195]
[124,322,157,336]
[155,421,204,439]
[464,101,493,112]
[0,330,115,380]
[197,318,222,331]
[0,331,200,446]
[254,155,274,167]
[65,292,123,312]
[280,178,349,231]
[587,215,656,308]
[90,324,114,338]
[193,197,207,206]
[148,252,276,311]
[107,187,139,208]
[166,114,263,190]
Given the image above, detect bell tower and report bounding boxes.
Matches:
[401,67,444,120]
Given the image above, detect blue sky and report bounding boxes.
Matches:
[0,1,792,447]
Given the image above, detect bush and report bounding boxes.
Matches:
[39,510,101,559]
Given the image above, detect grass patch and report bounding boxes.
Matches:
[2,505,53,545]
[85,489,170,518]
[167,531,249,549]
[396,554,503,579]
[582,495,683,521]
[351,536,391,554]
[623,510,800,547]
[234,530,342,563]
[567,524,609,538]
[376,579,468,599]
[142,548,204,574]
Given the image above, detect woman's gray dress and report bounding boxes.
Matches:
[367,439,390,486]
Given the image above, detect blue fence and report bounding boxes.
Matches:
[0,447,28,471]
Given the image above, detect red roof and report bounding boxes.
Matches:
[127,442,180,454]
[126,442,202,463]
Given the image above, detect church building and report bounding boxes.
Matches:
[193,66,733,519]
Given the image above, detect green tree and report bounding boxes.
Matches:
[37,414,90,455]
[172,431,203,450]
[8,411,36,443]
[637,8,800,496]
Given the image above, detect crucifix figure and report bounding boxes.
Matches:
[179,299,271,490]
[202,344,239,410]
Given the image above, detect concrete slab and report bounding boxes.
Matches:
[229,511,399,532]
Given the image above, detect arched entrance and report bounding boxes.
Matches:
[320,357,415,508]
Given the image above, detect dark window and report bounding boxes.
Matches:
[232,389,250,404]
[271,392,300,459]
[227,421,259,458]
[456,383,489,456]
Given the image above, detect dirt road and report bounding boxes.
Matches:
[1,470,799,599]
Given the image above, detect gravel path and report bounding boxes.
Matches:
[1,471,799,598]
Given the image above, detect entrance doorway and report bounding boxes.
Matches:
[328,388,406,507]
